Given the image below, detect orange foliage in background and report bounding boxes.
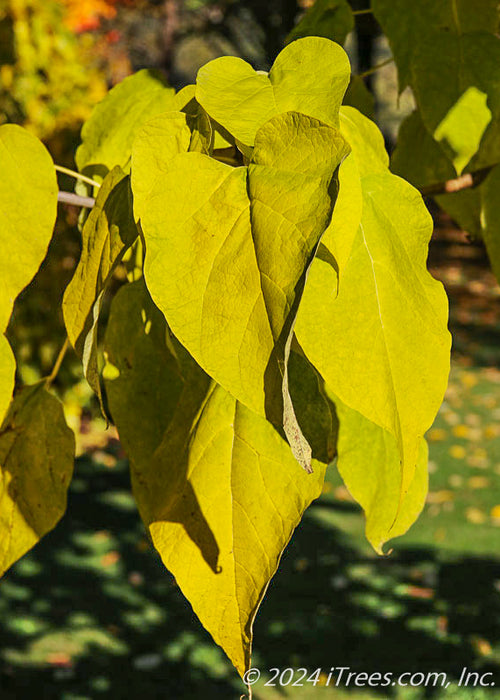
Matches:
[62,0,120,33]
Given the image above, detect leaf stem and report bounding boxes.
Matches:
[55,164,101,189]
[357,56,394,78]
[58,191,96,208]
[45,338,70,388]
[352,8,373,15]
[357,56,394,79]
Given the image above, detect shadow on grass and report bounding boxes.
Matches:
[255,508,500,697]
[1,454,499,699]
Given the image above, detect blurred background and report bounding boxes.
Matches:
[0,1,499,698]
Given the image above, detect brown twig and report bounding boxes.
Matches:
[419,166,493,197]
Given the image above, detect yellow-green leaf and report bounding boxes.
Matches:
[134,111,348,470]
[0,124,58,332]
[0,384,75,577]
[63,166,138,402]
[131,111,192,214]
[148,385,325,675]
[196,37,350,147]
[393,97,491,185]
[340,107,388,175]
[0,124,57,422]
[103,280,326,676]
[331,392,428,553]
[102,282,188,474]
[76,70,177,178]
[296,109,450,509]
[434,86,491,175]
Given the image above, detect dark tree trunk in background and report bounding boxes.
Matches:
[350,0,380,90]
[163,0,180,78]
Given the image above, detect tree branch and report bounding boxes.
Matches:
[58,191,96,208]
[56,163,493,209]
[419,166,493,197]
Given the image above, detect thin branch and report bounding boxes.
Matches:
[357,56,394,79]
[419,166,493,197]
[352,8,373,15]
[55,164,100,189]
[45,338,70,388]
[58,191,96,208]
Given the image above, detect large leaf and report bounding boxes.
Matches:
[134,111,348,470]
[63,166,138,403]
[0,124,57,422]
[372,0,499,93]
[131,108,212,219]
[75,70,178,178]
[372,0,500,170]
[146,385,325,675]
[296,108,450,512]
[331,392,428,553]
[196,37,350,147]
[287,0,354,46]
[0,124,58,332]
[103,281,326,676]
[102,281,188,474]
[0,384,75,577]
